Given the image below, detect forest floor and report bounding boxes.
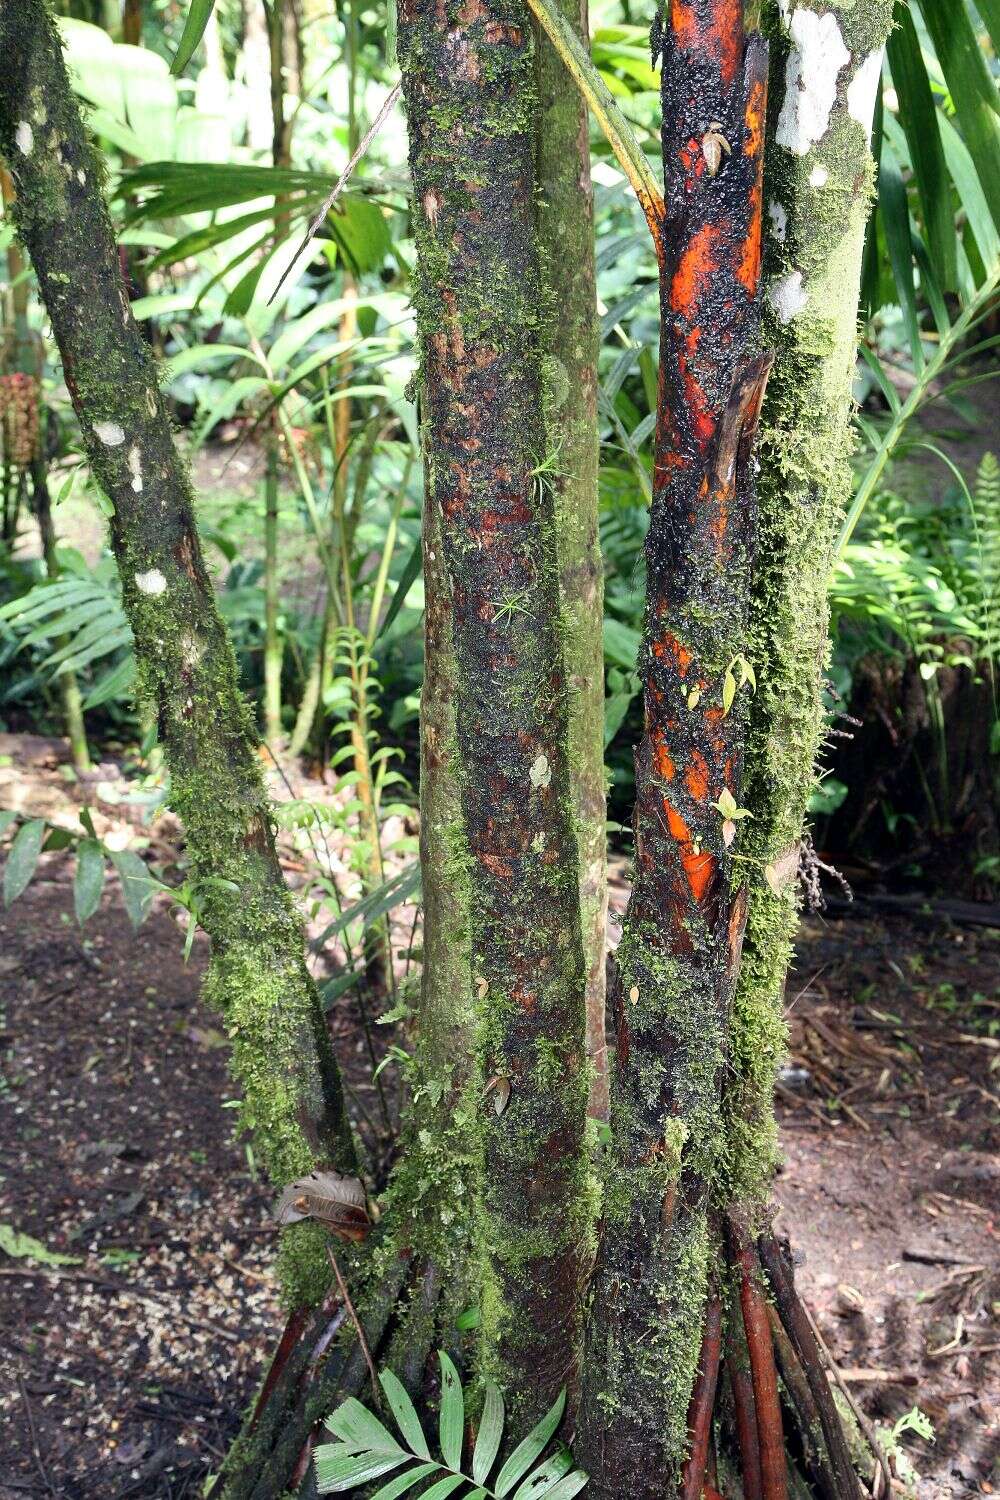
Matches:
[0,735,997,1499]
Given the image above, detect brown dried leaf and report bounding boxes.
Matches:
[484,1074,511,1116]
[274,1170,370,1242]
[764,844,800,896]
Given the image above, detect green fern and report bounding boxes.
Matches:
[314,1352,588,1498]
[969,451,1000,662]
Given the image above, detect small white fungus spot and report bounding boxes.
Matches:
[809,165,829,188]
[775,9,849,156]
[135,569,167,597]
[768,200,788,244]
[847,49,885,138]
[15,122,33,155]
[529,752,552,790]
[77,169,86,185]
[769,271,809,325]
[94,420,125,447]
[128,445,143,493]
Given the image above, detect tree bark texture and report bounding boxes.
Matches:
[724,0,895,1214]
[578,3,769,1489]
[399,0,592,1419]
[534,0,608,1121]
[0,0,355,1307]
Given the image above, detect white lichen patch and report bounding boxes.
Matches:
[15,122,33,156]
[809,165,829,188]
[529,752,552,789]
[847,48,884,137]
[769,271,809,324]
[94,420,125,447]
[135,569,167,597]
[775,9,849,156]
[128,446,143,493]
[768,200,788,243]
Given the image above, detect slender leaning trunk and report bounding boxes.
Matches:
[399,0,592,1418]
[0,0,355,1307]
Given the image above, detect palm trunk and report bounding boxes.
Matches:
[579,2,895,1496]
[534,0,608,1120]
[399,0,592,1420]
[577,3,769,1489]
[0,0,355,1308]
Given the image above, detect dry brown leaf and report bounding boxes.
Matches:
[274,1170,370,1242]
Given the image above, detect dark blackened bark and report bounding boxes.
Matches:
[577,3,769,1489]
[399,0,591,1418]
[0,0,355,1307]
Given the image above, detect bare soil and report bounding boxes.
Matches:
[0,744,997,1498]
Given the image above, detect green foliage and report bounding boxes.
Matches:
[314,1355,587,1498]
[1,805,158,928]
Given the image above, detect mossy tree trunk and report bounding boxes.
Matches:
[577,1,895,1496]
[577,2,770,1489]
[0,0,356,1308]
[398,0,593,1418]
[534,0,608,1120]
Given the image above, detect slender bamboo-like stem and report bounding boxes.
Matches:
[0,0,355,1306]
[263,433,283,743]
[578,3,769,1488]
[31,459,92,772]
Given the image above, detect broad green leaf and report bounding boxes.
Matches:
[379,1370,431,1461]
[916,0,1000,231]
[472,1382,505,1486]
[0,811,18,837]
[313,1448,410,1493]
[540,1473,589,1500]
[878,145,924,371]
[4,819,45,907]
[602,617,641,671]
[170,0,217,76]
[74,841,106,925]
[419,1478,466,1500]
[495,1390,566,1497]
[0,1223,81,1266]
[84,655,136,710]
[513,1446,574,1498]
[310,864,420,951]
[938,113,1000,269]
[977,0,1000,58]
[377,541,422,640]
[437,1352,464,1474]
[108,849,157,930]
[887,6,957,291]
[326,1397,404,1456]
[367,1465,441,1499]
